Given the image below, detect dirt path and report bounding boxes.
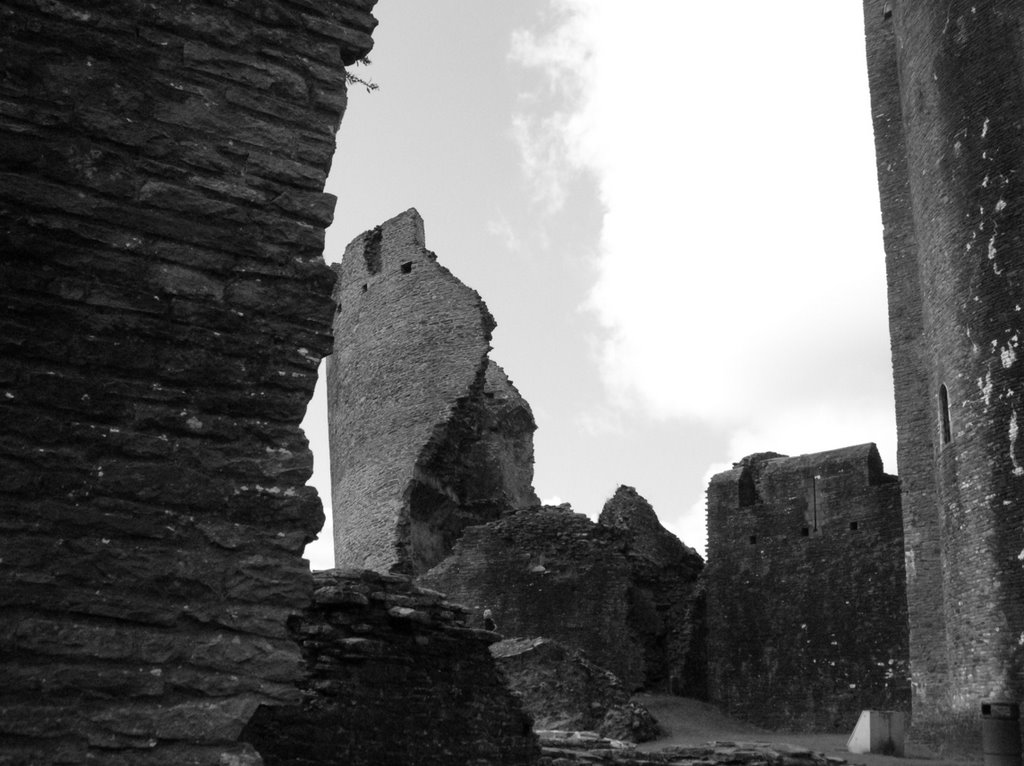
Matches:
[633,695,979,766]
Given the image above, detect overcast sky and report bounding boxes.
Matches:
[302,1,896,570]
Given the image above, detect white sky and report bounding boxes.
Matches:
[302,1,896,570]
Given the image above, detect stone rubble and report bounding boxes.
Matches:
[537,732,846,766]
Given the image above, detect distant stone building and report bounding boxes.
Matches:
[863,0,1024,732]
[705,445,909,730]
[327,209,538,574]
[419,487,705,693]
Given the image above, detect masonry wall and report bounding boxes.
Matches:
[328,209,538,575]
[241,569,540,766]
[705,445,909,731]
[863,0,1024,728]
[420,491,705,693]
[0,2,376,763]
[862,0,948,716]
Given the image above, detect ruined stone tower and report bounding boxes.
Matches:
[864,0,1024,728]
[328,209,539,574]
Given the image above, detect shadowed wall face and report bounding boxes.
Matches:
[0,2,375,762]
[420,490,705,693]
[864,0,1024,727]
[240,569,541,766]
[706,445,909,731]
[328,209,538,575]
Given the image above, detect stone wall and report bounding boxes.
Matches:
[419,488,705,693]
[863,0,1024,731]
[705,444,909,731]
[241,569,541,766]
[328,208,538,574]
[0,2,376,763]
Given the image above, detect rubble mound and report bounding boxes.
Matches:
[493,637,661,742]
[420,489,705,693]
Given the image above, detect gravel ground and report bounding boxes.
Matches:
[633,695,981,766]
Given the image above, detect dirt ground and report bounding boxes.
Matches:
[633,695,981,766]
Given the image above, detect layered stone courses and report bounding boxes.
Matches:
[863,0,1024,731]
[328,208,538,575]
[240,569,541,766]
[0,1,376,763]
[706,445,909,731]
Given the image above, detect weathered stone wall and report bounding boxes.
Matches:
[241,569,541,766]
[328,208,538,574]
[419,489,705,693]
[863,0,1024,730]
[705,445,909,731]
[0,2,376,763]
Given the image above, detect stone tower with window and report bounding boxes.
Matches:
[863,0,1024,731]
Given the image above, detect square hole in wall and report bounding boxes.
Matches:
[400,261,413,274]
[849,521,859,531]
[361,283,367,292]
[801,527,809,537]
[748,535,757,545]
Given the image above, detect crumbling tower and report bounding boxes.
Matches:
[327,209,538,574]
[864,0,1024,728]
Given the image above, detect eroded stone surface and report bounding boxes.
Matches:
[493,637,661,743]
[599,486,708,695]
[240,569,541,766]
[0,1,376,762]
[863,0,1024,741]
[328,209,538,574]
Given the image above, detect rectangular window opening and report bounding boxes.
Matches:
[801,527,809,537]
[400,261,413,274]
[939,383,952,445]
[850,521,859,531]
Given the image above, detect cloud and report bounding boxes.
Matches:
[508,3,594,211]
[511,2,896,460]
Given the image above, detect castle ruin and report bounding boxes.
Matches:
[705,445,909,730]
[327,209,539,575]
[4,0,1024,760]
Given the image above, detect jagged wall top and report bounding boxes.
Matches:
[328,209,536,574]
